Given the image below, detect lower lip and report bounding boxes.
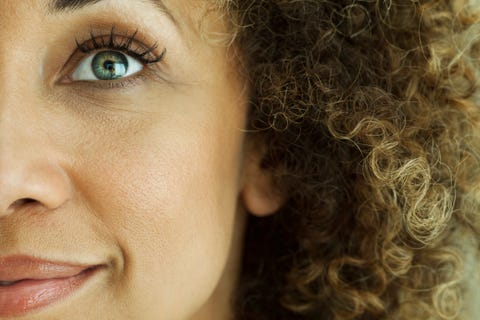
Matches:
[0,267,100,318]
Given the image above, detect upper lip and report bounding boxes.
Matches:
[0,255,97,282]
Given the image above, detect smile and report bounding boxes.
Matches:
[0,256,103,317]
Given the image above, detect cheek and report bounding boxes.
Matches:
[69,102,247,317]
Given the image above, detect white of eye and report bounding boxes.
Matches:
[71,51,144,81]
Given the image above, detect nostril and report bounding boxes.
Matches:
[9,198,37,209]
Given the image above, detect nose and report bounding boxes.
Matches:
[0,158,72,216]
[0,16,72,219]
[0,99,72,218]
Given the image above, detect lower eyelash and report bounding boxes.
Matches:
[75,27,166,65]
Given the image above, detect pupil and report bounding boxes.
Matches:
[104,61,115,72]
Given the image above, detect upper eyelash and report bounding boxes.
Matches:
[75,27,166,64]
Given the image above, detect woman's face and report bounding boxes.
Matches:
[0,1,274,319]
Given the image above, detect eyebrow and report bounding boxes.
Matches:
[48,0,176,23]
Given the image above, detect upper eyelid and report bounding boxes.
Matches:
[74,28,166,64]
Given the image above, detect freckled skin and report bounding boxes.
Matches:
[0,1,276,319]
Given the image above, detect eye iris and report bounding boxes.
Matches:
[92,51,129,80]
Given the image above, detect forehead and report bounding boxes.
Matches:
[0,0,224,36]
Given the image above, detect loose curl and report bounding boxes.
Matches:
[215,1,480,319]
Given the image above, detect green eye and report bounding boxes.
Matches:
[92,51,129,80]
[71,50,144,81]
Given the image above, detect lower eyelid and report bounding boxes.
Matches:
[65,66,159,90]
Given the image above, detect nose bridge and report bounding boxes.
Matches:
[0,93,43,170]
[0,54,44,160]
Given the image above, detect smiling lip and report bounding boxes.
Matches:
[0,255,101,317]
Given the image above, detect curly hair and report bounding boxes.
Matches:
[212,0,480,319]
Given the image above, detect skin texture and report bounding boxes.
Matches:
[0,0,279,319]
